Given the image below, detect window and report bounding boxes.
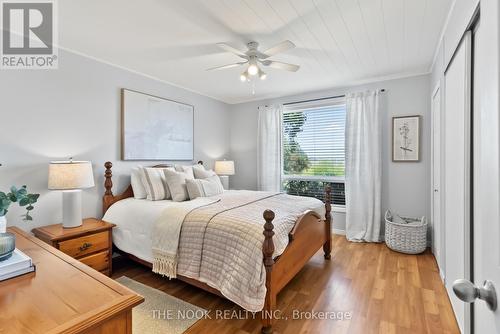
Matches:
[281,97,346,206]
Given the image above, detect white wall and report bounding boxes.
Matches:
[0,49,230,231]
[229,74,431,234]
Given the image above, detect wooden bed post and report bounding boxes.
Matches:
[323,185,332,259]
[103,161,114,213]
[262,210,276,334]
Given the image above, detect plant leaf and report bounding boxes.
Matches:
[28,193,40,202]
[19,198,30,206]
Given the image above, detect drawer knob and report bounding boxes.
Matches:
[79,242,93,251]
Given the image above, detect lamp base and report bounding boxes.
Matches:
[62,190,83,228]
[219,175,229,190]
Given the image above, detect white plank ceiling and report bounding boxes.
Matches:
[59,0,453,104]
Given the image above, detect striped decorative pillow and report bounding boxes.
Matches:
[131,167,147,199]
[140,167,174,201]
[186,175,224,200]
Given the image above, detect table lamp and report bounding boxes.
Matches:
[214,160,235,190]
[48,160,94,228]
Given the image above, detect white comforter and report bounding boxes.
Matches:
[104,190,325,311]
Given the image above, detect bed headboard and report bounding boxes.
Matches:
[102,161,203,214]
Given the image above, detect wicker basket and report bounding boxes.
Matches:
[384,210,427,254]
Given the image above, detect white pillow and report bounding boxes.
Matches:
[131,167,147,199]
[192,163,205,171]
[140,167,174,201]
[164,169,194,202]
[174,165,195,179]
[193,167,216,179]
[186,176,224,200]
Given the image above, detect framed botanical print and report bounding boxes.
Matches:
[121,88,194,161]
[392,115,421,162]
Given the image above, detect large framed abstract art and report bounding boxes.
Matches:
[121,89,194,161]
[392,115,421,162]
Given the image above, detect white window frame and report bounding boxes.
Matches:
[280,98,346,211]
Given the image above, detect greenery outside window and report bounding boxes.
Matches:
[281,98,346,207]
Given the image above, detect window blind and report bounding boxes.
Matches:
[281,97,346,205]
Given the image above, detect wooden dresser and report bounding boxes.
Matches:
[32,218,115,276]
[0,227,143,334]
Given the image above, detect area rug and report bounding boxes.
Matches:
[116,276,207,334]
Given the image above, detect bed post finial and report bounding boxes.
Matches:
[324,185,332,259]
[104,161,113,196]
[325,185,332,222]
[103,161,115,215]
[263,210,275,267]
[262,209,276,334]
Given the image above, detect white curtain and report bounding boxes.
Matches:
[345,91,382,242]
[257,105,282,192]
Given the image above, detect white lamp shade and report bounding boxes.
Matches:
[214,160,235,176]
[48,161,95,190]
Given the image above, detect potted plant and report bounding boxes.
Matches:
[0,185,39,231]
[0,186,39,260]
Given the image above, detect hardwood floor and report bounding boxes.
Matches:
[111,235,460,334]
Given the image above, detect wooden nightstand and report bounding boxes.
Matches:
[32,218,115,276]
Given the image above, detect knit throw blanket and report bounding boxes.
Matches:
[152,197,219,278]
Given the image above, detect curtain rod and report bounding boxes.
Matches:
[282,89,386,106]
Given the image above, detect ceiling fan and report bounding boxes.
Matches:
[207,40,300,81]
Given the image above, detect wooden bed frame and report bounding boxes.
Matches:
[102,161,332,334]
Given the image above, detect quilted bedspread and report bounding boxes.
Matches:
[156,190,325,312]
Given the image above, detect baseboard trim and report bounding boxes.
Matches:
[332,228,346,235]
[440,268,446,284]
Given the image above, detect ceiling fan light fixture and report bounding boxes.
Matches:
[248,63,259,76]
[208,40,299,86]
[240,71,248,82]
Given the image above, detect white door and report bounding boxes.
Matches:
[431,86,443,271]
[443,31,472,333]
[451,9,500,332]
[470,15,500,334]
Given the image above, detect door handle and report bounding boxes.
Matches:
[452,279,497,311]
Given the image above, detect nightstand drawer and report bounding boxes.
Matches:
[58,231,109,258]
[80,250,110,272]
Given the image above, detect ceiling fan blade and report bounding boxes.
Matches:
[261,60,300,72]
[206,62,246,71]
[216,43,248,58]
[260,40,296,58]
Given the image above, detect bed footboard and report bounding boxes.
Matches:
[261,186,332,333]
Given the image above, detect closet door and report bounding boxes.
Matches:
[443,31,472,333]
[431,86,443,270]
